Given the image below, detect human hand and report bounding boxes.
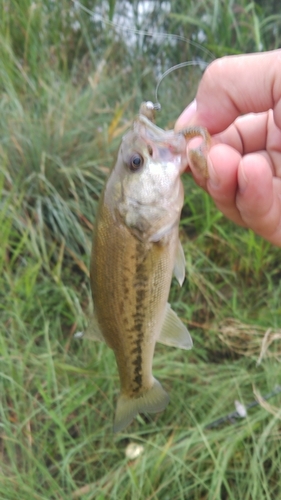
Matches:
[175,50,281,247]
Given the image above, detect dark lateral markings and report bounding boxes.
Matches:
[131,332,144,393]
[130,313,145,393]
[131,241,149,393]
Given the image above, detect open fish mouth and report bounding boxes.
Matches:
[139,115,187,148]
[137,102,210,178]
[131,114,187,172]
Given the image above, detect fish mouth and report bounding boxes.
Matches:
[135,115,187,171]
[137,115,186,152]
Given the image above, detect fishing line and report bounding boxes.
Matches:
[72,1,214,106]
[154,59,209,105]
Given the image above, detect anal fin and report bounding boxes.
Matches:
[157,303,193,350]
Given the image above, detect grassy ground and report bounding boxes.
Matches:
[1,1,281,499]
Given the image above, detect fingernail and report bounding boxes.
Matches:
[175,99,197,130]
[239,162,248,192]
[207,155,220,188]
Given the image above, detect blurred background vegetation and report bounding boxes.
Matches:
[0,0,281,499]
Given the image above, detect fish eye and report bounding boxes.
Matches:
[129,153,144,172]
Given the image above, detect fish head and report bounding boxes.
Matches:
[105,115,187,242]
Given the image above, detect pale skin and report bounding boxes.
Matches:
[175,50,281,247]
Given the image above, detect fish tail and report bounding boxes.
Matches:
[113,378,169,433]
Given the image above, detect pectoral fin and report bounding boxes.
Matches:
[148,219,177,243]
[74,311,105,342]
[173,240,186,286]
[157,303,193,350]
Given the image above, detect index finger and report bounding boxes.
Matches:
[175,50,281,134]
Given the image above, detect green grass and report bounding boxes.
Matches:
[1,1,281,499]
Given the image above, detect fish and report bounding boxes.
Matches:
[86,102,210,432]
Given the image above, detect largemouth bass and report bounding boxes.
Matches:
[87,102,209,432]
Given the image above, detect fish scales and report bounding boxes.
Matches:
[87,103,210,432]
[91,198,178,398]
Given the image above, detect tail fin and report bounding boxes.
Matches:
[113,378,169,433]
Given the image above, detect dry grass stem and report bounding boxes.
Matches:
[217,318,281,361]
